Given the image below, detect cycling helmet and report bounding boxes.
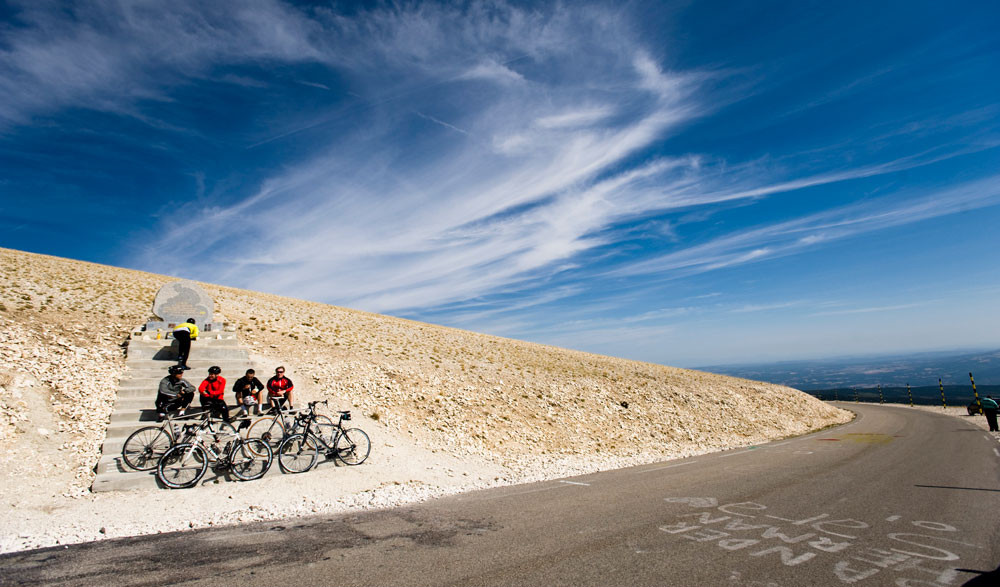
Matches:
[208,365,222,375]
[168,365,184,375]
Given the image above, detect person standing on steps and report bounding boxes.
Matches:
[266,366,294,412]
[233,368,264,417]
[981,395,999,432]
[155,365,195,421]
[172,318,199,370]
[198,366,231,422]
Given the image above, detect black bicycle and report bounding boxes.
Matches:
[156,421,273,489]
[276,401,371,473]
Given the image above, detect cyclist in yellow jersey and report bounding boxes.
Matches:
[172,318,199,370]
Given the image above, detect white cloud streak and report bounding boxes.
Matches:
[110,3,716,313]
[0,0,325,128]
[112,2,998,319]
[611,174,1000,280]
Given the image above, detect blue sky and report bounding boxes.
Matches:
[1,1,999,367]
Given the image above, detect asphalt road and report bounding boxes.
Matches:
[3,403,999,586]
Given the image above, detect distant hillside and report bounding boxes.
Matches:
[699,349,1000,391]
[807,385,1000,406]
[0,247,850,500]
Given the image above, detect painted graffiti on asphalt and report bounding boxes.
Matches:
[660,497,980,585]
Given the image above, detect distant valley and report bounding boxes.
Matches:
[699,348,1000,404]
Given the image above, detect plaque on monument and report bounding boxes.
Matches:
[149,281,214,331]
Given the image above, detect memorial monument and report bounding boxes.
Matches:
[144,280,222,334]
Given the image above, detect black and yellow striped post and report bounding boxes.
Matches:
[939,378,946,409]
[907,383,913,407]
[834,389,839,402]
[854,387,859,403]
[878,383,884,404]
[971,372,982,415]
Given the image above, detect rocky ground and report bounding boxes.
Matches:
[0,247,853,553]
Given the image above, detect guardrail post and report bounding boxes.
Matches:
[970,372,982,415]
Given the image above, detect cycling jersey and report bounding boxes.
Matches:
[267,375,294,397]
[198,376,227,400]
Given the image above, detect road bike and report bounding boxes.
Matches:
[244,401,333,455]
[156,421,272,489]
[121,411,237,471]
[277,401,371,473]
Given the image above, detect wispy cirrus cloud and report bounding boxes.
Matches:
[125,1,998,321]
[0,0,324,129]
[125,3,716,313]
[610,173,1000,280]
[810,302,928,317]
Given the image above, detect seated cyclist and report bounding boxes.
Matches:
[156,365,195,421]
[266,366,294,412]
[198,366,231,422]
[233,368,264,417]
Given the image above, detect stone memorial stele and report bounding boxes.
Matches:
[145,280,220,333]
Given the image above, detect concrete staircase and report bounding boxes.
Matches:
[92,330,259,492]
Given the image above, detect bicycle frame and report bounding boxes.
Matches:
[296,402,352,455]
[246,401,298,439]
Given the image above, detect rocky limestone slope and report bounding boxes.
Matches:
[0,247,851,549]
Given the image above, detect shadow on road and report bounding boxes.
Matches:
[960,564,1000,585]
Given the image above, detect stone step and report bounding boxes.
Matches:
[96,453,132,476]
[113,397,157,411]
[112,386,266,400]
[118,378,169,390]
[127,340,243,353]
[105,420,166,439]
[123,357,255,367]
[128,349,252,362]
[118,366,257,385]
[113,397,268,412]
[91,469,158,492]
[131,334,237,342]
[109,405,246,424]
[129,337,243,347]
[126,345,253,359]
[102,411,265,439]
[115,386,163,399]
[121,361,256,377]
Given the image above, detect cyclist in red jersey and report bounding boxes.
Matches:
[198,366,231,422]
[266,366,294,412]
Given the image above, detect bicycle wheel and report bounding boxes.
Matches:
[277,433,320,473]
[246,416,285,447]
[157,443,208,489]
[334,428,371,465]
[230,439,272,481]
[122,426,171,471]
[206,419,238,438]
